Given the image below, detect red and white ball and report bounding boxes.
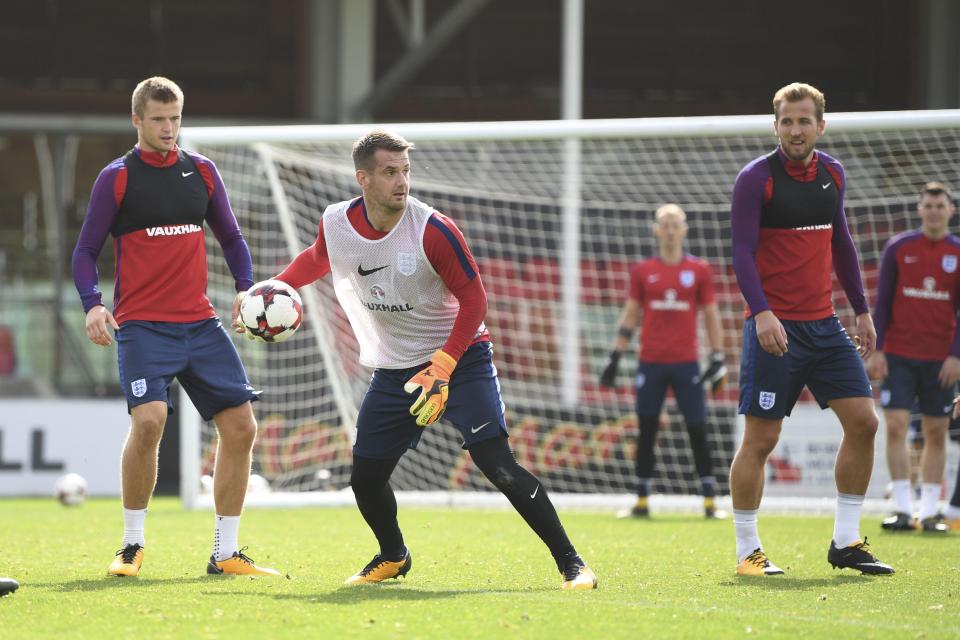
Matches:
[55,473,88,507]
[239,279,303,343]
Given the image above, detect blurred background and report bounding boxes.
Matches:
[0,0,957,499]
[4,0,958,397]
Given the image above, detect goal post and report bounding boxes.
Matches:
[178,110,960,511]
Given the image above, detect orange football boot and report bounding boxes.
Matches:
[560,554,598,591]
[736,548,784,576]
[108,544,144,577]
[345,549,412,585]
[206,548,280,576]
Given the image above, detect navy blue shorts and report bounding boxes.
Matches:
[880,354,955,417]
[635,361,706,424]
[116,318,260,421]
[354,342,508,459]
[738,315,872,419]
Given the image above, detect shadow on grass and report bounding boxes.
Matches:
[26,576,227,592]
[205,584,554,605]
[719,574,874,590]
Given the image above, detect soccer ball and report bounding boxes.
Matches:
[247,473,271,494]
[54,473,88,507]
[238,279,303,343]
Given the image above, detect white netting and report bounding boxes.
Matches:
[186,114,960,502]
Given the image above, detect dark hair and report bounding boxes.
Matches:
[352,130,414,170]
[131,76,183,117]
[920,181,954,204]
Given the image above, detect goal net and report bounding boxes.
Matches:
[179,111,960,510]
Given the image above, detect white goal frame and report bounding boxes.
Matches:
[178,110,960,512]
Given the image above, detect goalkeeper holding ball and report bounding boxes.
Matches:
[599,203,727,519]
[260,130,597,591]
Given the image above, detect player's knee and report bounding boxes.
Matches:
[485,464,518,490]
[130,410,166,447]
[686,422,706,439]
[742,430,779,459]
[638,415,660,436]
[472,452,517,489]
[850,411,879,439]
[922,427,948,450]
[469,438,522,490]
[350,466,385,499]
[219,418,257,449]
[883,412,909,438]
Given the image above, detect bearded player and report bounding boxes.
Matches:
[729,82,894,576]
[248,130,598,590]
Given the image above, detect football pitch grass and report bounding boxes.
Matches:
[1,498,957,639]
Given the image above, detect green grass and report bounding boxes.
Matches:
[1,497,958,639]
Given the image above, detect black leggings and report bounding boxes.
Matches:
[349,436,576,568]
[636,415,714,479]
[350,454,405,559]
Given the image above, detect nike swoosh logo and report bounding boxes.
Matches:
[530,484,539,499]
[358,265,388,276]
[470,421,491,434]
[182,171,195,177]
[821,183,831,189]
[904,256,918,263]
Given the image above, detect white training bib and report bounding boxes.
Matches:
[324,196,473,368]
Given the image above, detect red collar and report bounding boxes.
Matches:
[777,147,819,181]
[135,144,180,168]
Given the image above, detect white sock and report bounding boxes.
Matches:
[891,479,912,514]
[918,483,941,521]
[214,515,241,561]
[833,493,864,548]
[944,504,960,520]
[122,508,147,547]
[734,509,761,563]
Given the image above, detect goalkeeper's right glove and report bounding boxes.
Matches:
[697,351,727,393]
[599,351,622,388]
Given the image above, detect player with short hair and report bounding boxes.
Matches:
[0,576,18,596]
[729,82,894,576]
[869,182,958,534]
[72,76,278,577]
[256,130,597,590]
[599,203,727,519]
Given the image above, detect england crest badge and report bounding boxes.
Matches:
[758,390,776,410]
[397,252,416,276]
[943,254,957,273]
[131,378,147,398]
[680,270,695,288]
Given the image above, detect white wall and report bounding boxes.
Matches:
[0,399,128,496]
[737,403,960,499]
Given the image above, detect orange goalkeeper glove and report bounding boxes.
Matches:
[404,349,457,427]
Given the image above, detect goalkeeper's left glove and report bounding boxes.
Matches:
[599,351,622,388]
[696,351,727,393]
[404,349,457,427]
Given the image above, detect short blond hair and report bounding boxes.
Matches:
[921,181,954,204]
[654,203,687,222]
[131,76,183,117]
[773,82,825,121]
[352,130,414,170]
